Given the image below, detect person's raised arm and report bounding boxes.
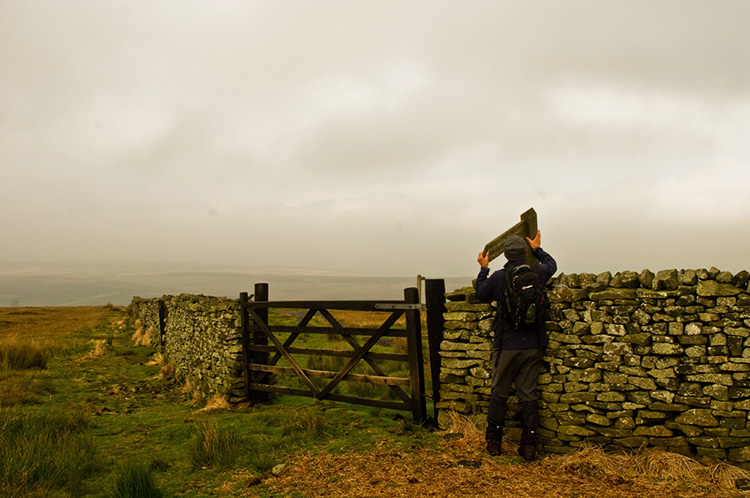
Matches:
[528,231,557,281]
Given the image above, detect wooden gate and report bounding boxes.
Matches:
[239,283,444,423]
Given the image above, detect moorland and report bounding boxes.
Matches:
[0,305,748,497]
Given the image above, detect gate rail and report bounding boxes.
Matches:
[239,284,434,423]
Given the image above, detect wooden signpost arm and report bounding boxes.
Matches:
[482,208,539,266]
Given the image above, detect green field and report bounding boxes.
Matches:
[0,306,440,497]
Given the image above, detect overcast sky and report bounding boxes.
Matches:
[2,0,749,279]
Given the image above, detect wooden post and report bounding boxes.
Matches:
[425,279,446,420]
[404,287,426,424]
[239,292,251,400]
[157,299,167,348]
[253,283,270,403]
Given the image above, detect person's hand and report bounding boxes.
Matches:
[526,230,541,250]
[477,250,490,268]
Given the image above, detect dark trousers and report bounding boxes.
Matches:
[486,348,543,442]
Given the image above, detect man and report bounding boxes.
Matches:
[475,230,557,461]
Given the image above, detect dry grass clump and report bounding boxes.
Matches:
[632,448,703,480]
[444,410,519,457]
[445,410,484,446]
[546,445,750,495]
[92,339,108,357]
[706,461,750,491]
[181,378,203,406]
[158,364,175,379]
[145,352,164,366]
[76,334,115,362]
[140,326,155,346]
[131,320,143,344]
[131,320,155,347]
[198,394,231,413]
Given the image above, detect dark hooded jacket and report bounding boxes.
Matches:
[475,247,557,350]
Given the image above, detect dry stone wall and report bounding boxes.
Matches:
[129,294,246,401]
[437,267,750,468]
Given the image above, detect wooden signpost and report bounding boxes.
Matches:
[482,208,539,266]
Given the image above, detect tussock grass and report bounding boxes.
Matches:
[0,407,97,495]
[188,420,240,470]
[0,337,49,371]
[111,461,164,498]
[281,405,326,438]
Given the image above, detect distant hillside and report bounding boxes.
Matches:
[0,262,470,307]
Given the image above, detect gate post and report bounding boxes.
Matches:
[157,299,167,349]
[239,291,251,400]
[425,279,446,420]
[404,287,426,423]
[253,283,270,403]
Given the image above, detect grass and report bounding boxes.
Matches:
[1,305,749,497]
[111,461,164,498]
[188,419,241,470]
[0,407,98,496]
[0,305,442,496]
[0,336,49,370]
[280,405,326,438]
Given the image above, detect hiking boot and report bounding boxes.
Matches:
[518,444,537,461]
[486,439,502,456]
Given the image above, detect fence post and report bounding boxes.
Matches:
[253,283,270,403]
[404,287,426,424]
[239,292,251,400]
[157,299,167,348]
[425,279,446,421]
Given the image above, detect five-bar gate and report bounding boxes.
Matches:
[239,283,445,423]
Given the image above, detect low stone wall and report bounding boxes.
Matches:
[130,294,245,401]
[437,267,750,468]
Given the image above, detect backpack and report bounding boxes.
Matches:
[502,264,548,329]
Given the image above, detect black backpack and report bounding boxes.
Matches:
[502,264,547,329]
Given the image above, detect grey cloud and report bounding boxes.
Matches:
[1,0,749,279]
